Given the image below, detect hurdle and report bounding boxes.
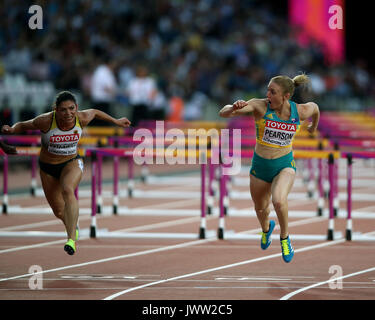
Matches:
[342,151,375,241]
[215,149,342,241]
[2,131,375,242]
[0,145,97,215]
[0,142,208,216]
[0,134,108,200]
[0,136,40,198]
[1,146,40,214]
[87,148,217,240]
[0,145,213,240]
[214,149,375,242]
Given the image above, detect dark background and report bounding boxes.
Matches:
[258,0,373,75]
[345,1,373,74]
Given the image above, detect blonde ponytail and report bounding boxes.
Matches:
[292,73,310,88]
[270,73,309,97]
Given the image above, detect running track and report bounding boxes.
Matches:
[1,158,375,307]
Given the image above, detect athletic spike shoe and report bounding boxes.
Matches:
[64,239,76,256]
[76,227,79,241]
[280,236,294,263]
[261,220,275,250]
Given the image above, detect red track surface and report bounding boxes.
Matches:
[1,158,375,304]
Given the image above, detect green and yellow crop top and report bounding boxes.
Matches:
[255,100,300,148]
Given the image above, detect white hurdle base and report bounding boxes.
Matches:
[220,230,344,241]
[0,231,68,238]
[351,232,375,241]
[3,229,375,242]
[0,228,217,240]
[94,229,217,239]
[0,228,106,238]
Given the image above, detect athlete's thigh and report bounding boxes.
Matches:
[39,170,64,213]
[271,168,296,202]
[60,158,83,190]
[250,174,272,209]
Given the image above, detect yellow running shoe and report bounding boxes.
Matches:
[64,239,76,255]
[76,227,79,241]
[261,220,275,250]
[280,236,294,263]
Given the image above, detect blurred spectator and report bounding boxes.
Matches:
[309,69,326,96]
[126,65,157,127]
[3,37,32,74]
[184,92,208,121]
[151,90,168,121]
[90,54,117,126]
[27,52,50,82]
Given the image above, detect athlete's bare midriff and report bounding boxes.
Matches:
[255,143,292,159]
[39,147,78,164]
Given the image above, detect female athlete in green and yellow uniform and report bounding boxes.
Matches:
[219,74,320,263]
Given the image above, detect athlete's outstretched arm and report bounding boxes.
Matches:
[2,119,38,134]
[79,109,131,127]
[219,98,266,118]
[297,102,320,134]
[1,113,51,135]
[1,114,50,154]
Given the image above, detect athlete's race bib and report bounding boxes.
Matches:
[48,133,80,155]
[262,120,297,147]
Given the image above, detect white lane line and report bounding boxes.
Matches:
[355,205,375,212]
[0,215,323,254]
[0,220,65,232]
[103,239,346,300]
[0,216,205,254]
[0,215,92,232]
[0,216,330,281]
[4,197,199,215]
[280,266,375,300]
[238,216,325,235]
[0,197,200,253]
[4,286,375,292]
[1,198,198,232]
[0,238,216,283]
[0,237,90,254]
[114,216,208,233]
[129,198,198,210]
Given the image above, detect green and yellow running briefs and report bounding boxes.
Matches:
[250,151,296,183]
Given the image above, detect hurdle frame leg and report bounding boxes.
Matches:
[207,157,215,215]
[128,157,134,198]
[90,151,97,238]
[317,157,324,216]
[199,158,207,239]
[2,154,8,214]
[327,153,335,240]
[346,154,353,241]
[30,152,37,196]
[96,153,103,214]
[217,164,225,239]
[113,155,119,214]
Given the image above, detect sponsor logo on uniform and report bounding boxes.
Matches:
[49,134,80,143]
[265,120,297,132]
[262,120,297,147]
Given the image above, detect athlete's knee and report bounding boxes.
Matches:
[53,210,64,221]
[61,185,75,200]
[254,205,270,216]
[272,199,287,212]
